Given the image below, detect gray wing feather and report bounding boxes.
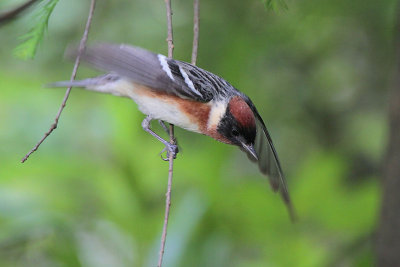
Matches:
[255,116,296,221]
[255,116,296,222]
[242,100,296,221]
[66,43,226,102]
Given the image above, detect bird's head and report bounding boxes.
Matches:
[217,96,258,160]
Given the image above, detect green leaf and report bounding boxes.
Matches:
[263,0,288,12]
[13,0,59,60]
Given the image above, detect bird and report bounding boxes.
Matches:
[49,43,296,221]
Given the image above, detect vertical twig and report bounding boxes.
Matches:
[158,0,200,265]
[21,0,96,163]
[165,0,174,58]
[158,0,174,266]
[191,0,199,65]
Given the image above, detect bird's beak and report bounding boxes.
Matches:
[241,143,258,160]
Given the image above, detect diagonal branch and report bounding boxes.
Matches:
[21,0,96,163]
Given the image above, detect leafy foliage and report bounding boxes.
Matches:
[263,0,288,12]
[13,0,59,60]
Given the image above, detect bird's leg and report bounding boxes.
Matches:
[158,120,180,160]
[142,116,178,160]
[158,120,170,135]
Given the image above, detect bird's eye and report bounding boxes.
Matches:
[231,129,239,136]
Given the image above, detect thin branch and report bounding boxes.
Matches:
[0,0,39,26]
[191,0,199,65]
[21,0,96,163]
[158,0,200,266]
[158,0,175,265]
[165,0,174,58]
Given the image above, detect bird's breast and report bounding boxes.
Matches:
[113,80,230,143]
[119,82,209,133]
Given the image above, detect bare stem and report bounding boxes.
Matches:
[165,0,174,58]
[158,0,200,265]
[21,0,96,163]
[191,0,199,65]
[158,0,175,266]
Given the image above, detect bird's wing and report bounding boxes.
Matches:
[67,43,229,102]
[255,115,296,221]
[242,101,296,221]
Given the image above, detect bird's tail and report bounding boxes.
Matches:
[47,79,95,88]
[46,74,122,95]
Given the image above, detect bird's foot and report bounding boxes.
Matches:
[142,116,179,161]
[159,142,179,161]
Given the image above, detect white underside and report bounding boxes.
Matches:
[134,93,201,133]
[91,79,202,133]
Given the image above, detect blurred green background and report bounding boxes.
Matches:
[0,0,396,266]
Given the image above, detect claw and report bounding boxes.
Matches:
[165,143,179,160]
[159,143,178,161]
[169,143,179,157]
[159,147,169,161]
[161,153,169,161]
